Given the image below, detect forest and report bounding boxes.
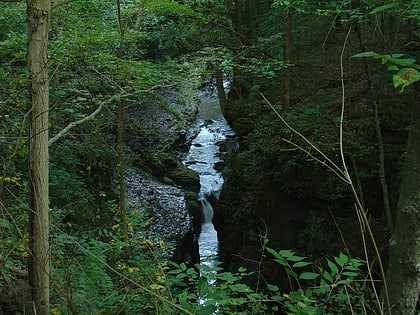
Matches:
[0,0,419,314]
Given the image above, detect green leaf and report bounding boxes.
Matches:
[299,272,319,280]
[393,68,420,92]
[267,284,279,292]
[387,57,416,67]
[327,259,339,276]
[342,271,358,278]
[293,261,311,268]
[197,276,211,296]
[369,3,400,15]
[347,258,363,271]
[238,266,247,273]
[279,249,306,262]
[287,255,306,262]
[279,249,296,258]
[267,247,283,260]
[335,253,348,268]
[229,283,253,293]
[352,51,378,58]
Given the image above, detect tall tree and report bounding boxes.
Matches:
[386,85,420,314]
[230,0,249,99]
[27,0,51,314]
[116,0,129,240]
[282,1,292,113]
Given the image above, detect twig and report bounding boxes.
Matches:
[261,24,391,315]
[260,93,349,184]
[338,27,352,182]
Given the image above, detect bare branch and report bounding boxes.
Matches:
[48,84,175,146]
[48,103,103,146]
[0,0,78,7]
[260,92,347,180]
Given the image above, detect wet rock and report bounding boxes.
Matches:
[167,164,200,193]
[125,88,198,154]
[126,172,199,265]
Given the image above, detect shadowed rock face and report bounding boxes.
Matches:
[126,171,199,266]
[123,87,202,266]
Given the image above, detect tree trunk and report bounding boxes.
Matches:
[374,101,393,233]
[282,4,292,113]
[27,0,51,314]
[229,0,249,100]
[116,0,128,239]
[117,100,128,240]
[385,90,420,315]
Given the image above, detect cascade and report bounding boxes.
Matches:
[183,86,235,266]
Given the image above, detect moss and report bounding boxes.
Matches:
[185,190,201,233]
[167,164,200,193]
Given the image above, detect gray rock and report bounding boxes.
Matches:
[126,172,193,242]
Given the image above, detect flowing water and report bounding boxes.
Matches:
[183,86,235,270]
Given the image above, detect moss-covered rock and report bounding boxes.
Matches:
[167,164,200,193]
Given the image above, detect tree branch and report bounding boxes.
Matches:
[0,0,78,7]
[48,84,175,146]
[48,103,103,146]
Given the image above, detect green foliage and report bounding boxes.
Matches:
[352,51,420,92]
[239,105,353,200]
[0,3,26,46]
[1,0,416,313]
[267,248,367,314]
[167,262,278,314]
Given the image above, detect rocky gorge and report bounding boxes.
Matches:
[124,84,235,267]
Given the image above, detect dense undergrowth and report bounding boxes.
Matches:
[1,0,419,314]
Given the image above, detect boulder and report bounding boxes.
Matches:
[126,172,199,266]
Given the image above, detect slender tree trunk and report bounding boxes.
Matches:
[385,91,420,315]
[230,0,248,99]
[374,101,393,233]
[282,4,292,113]
[117,100,128,240]
[234,0,242,43]
[27,0,51,314]
[355,24,393,232]
[116,0,128,239]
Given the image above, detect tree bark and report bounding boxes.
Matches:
[117,100,128,240]
[374,101,393,233]
[116,0,128,240]
[27,0,51,314]
[230,0,247,100]
[282,4,292,113]
[385,91,420,315]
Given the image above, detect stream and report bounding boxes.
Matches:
[183,86,235,271]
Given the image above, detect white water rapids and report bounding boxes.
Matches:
[183,87,235,269]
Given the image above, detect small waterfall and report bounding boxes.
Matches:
[201,198,214,223]
[183,86,235,266]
